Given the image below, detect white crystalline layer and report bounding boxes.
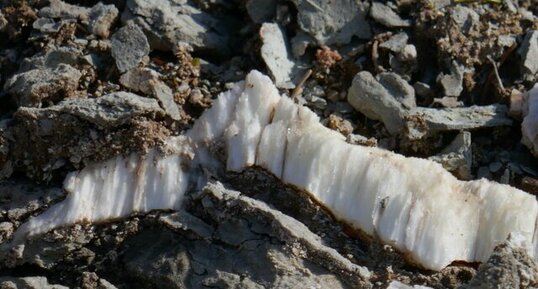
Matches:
[13,150,191,242]
[12,70,538,271]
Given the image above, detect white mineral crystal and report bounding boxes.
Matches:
[11,71,538,271]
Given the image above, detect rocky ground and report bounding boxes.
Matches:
[1,0,538,288]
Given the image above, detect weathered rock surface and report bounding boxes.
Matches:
[111,23,150,73]
[0,276,68,289]
[518,30,538,82]
[5,64,81,107]
[438,60,465,97]
[122,0,232,56]
[6,92,168,181]
[429,131,472,180]
[290,0,371,45]
[370,2,411,28]
[348,71,512,138]
[462,234,538,288]
[39,0,90,21]
[120,68,181,120]
[522,84,538,157]
[88,3,119,38]
[123,182,371,289]
[260,23,302,89]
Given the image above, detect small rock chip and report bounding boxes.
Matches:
[39,0,90,21]
[88,3,119,38]
[291,0,371,45]
[111,23,150,73]
[5,64,82,107]
[150,81,182,121]
[437,61,465,97]
[0,276,68,289]
[370,2,411,28]
[246,0,277,23]
[463,234,538,288]
[260,23,301,89]
[518,30,538,82]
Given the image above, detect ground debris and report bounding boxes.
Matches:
[348,71,512,139]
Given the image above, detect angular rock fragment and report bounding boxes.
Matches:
[4,63,82,107]
[522,84,538,156]
[125,182,371,289]
[246,0,277,23]
[111,23,150,73]
[39,0,90,21]
[0,11,7,32]
[438,60,465,97]
[7,92,168,181]
[370,2,411,28]
[387,281,432,289]
[429,131,472,180]
[462,234,538,288]
[8,71,538,272]
[449,6,479,36]
[0,276,68,289]
[122,0,231,55]
[348,71,512,138]
[290,0,371,45]
[88,3,119,38]
[18,92,165,128]
[120,68,182,120]
[260,23,302,89]
[518,30,538,82]
[150,81,181,121]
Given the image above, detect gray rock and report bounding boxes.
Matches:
[260,23,303,89]
[150,81,181,121]
[0,11,7,32]
[5,64,82,107]
[120,68,181,120]
[19,46,81,72]
[462,234,538,288]
[379,33,417,78]
[32,18,72,34]
[122,0,231,56]
[0,276,68,289]
[413,82,434,99]
[290,32,314,58]
[410,105,512,139]
[377,72,416,109]
[246,0,277,23]
[348,71,512,139]
[347,71,407,134]
[387,281,433,289]
[111,23,150,73]
[123,182,371,289]
[429,131,472,180]
[449,6,479,36]
[119,67,159,94]
[379,32,409,53]
[39,0,90,21]
[518,30,538,82]
[437,61,465,97]
[88,3,119,38]
[19,92,164,128]
[370,2,411,28]
[291,0,371,45]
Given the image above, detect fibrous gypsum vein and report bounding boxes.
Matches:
[10,70,538,271]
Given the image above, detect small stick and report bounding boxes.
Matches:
[487,56,504,91]
[291,69,312,100]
